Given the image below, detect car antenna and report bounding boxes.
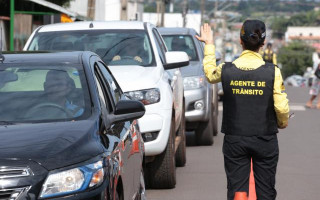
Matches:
[0,26,4,63]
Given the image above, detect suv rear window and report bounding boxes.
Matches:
[162,35,199,61]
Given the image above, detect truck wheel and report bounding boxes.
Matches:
[146,118,176,189]
[175,103,186,167]
[195,109,214,146]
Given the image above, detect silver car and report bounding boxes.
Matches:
[159,27,221,145]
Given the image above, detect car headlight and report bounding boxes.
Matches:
[125,88,160,105]
[183,76,205,90]
[39,160,104,198]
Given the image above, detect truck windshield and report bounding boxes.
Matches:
[0,64,90,123]
[162,35,199,61]
[28,30,155,67]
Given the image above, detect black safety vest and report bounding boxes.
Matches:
[221,63,278,136]
[263,50,273,63]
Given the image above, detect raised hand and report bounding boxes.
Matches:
[195,23,214,45]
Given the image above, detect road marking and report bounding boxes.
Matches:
[218,104,306,111]
[289,103,306,111]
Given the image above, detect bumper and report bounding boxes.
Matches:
[138,107,172,156]
[184,87,209,122]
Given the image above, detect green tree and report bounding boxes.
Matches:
[271,17,289,39]
[278,40,314,78]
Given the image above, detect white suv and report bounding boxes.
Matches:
[24,21,188,189]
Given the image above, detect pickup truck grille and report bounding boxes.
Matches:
[0,167,31,179]
[0,187,29,200]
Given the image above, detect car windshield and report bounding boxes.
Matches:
[0,64,91,123]
[28,30,155,67]
[162,35,199,61]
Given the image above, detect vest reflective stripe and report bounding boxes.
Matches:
[221,63,278,136]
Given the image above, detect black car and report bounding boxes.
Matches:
[0,52,146,200]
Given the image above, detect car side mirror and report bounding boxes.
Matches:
[112,100,145,123]
[163,51,189,70]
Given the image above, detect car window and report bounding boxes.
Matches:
[28,30,156,67]
[97,62,122,104]
[0,64,90,122]
[152,29,166,63]
[94,66,114,113]
[94,76,107,109]
[163,35,199,61]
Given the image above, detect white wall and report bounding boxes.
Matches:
[97,0,120,21]
[0,21,7,51]
[143,13,201,33]
[68,0,88,17]
[127,1,144,21]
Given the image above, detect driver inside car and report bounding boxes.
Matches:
[112,38,146,64]
[44,70,84,117]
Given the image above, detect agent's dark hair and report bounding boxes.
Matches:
[240,20,266,52]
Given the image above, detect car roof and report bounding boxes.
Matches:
[38,21,147,32]
[0,51,87,64]
[158,27,198,35]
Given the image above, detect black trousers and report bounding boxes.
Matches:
[223,134,279,200]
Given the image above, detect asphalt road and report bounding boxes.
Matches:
[146,86,320,200]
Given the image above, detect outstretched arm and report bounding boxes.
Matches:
[196,23,223,84]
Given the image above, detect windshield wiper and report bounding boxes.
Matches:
[0,121,15,125]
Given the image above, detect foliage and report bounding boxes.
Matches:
[271,17,290,39]
[278,40,314,78]
[271,10,320,39]
[144,3,157,13]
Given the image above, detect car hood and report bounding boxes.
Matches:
[0,120,103,170]
[108,65,161,92]
[180,61,203,77]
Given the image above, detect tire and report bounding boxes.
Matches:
[136,170,146,200]
[145,118,176,189]
[175,103,186,167]
[114,189,123,200]
[195,107,214,146]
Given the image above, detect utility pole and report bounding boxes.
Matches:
[87,0,96,20]
[214,0,218,18]
[120,0,128,20]
[160,0,165,27]
[182,0,188,27]
[200,0,205,25]
[156,0,162,26]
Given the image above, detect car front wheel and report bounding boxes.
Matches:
[175,101,186,167]
[145,117,176,189]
